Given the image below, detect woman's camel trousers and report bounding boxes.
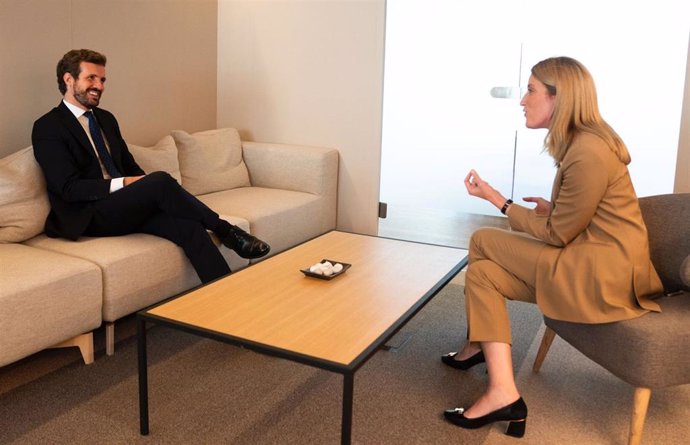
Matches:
[465,227,547,345]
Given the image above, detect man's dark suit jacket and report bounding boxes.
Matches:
[32,101,145,240]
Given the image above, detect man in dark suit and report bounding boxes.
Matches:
[32,49,270,284]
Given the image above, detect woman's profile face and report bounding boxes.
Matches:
[520,75,556,129]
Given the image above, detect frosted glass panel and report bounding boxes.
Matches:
[380,0,523,216]
[381,0,689,230]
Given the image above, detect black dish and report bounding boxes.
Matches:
[300,259,351,280]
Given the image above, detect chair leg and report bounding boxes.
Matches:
[51,332,94,365]
[106,322,115,356]
[532,326,556,373]
[629,387,651,445]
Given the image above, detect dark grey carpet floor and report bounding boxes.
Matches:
[0,281,544,444]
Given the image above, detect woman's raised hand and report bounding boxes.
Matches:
[464,169,484,197]
[464,169,494,200]
[464,169,507,209]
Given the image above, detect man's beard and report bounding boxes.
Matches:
[74,87,101,108]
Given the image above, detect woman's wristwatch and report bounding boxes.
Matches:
[500,199,513,215]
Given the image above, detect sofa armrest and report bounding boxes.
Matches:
[242,141,339,197]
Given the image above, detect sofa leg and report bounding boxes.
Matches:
[51,332,94,365]
[106,322,115,356]
[629,387,651,445]
[532,326,556,373]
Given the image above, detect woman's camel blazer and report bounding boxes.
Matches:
[506,132,662,323]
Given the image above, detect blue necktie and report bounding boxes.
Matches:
[84,111,121,178]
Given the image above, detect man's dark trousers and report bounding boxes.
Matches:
[85,171,231,283]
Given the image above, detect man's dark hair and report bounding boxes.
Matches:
[56,49,107,95]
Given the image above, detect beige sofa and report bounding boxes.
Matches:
[0,128,338,368]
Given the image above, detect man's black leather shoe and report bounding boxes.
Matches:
[220,229,270,259]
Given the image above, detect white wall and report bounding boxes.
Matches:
[217,0,386,235]
[0,0,218,157]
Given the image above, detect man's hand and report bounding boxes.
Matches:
[523,196,552,215]
[124,175,145,186]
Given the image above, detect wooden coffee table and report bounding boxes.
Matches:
[137,231,468,444]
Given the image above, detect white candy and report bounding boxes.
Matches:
[308,261,343,275]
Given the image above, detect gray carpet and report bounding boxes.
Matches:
[7,277,687,444]
[0,278,542,444]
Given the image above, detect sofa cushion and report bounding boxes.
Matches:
[25,217,250,322]
[0,243,102,367]
[197,187,332,257]
[128,135,182,183]
[0,147,50,243]
[172,128,250,195]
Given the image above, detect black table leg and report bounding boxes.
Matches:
[137,316,149,435]
[341,372,354,445]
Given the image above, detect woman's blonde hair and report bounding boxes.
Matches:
[531,56,630,165]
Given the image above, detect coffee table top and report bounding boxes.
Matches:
[144,231,467,369]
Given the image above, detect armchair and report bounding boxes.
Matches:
[532,193,690,445]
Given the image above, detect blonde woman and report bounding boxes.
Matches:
[442,57,662,438]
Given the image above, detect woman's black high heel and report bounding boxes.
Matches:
[443,397,527,438]
[441,350,485,370]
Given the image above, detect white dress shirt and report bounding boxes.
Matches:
[63,100,124,193]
